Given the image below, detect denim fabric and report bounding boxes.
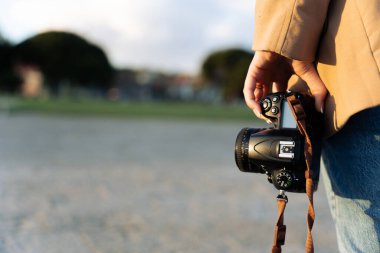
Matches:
[321,105,380,253]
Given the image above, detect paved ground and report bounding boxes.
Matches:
[0,115,338,253]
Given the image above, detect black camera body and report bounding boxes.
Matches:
[234,91,323,193]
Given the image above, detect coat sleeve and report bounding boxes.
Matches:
[253,0,331,62]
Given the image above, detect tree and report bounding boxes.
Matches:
[201,48,253,101]
[13,31,114,96]
[0,33,20,93]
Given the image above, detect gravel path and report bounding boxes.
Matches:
[0,115,338,253]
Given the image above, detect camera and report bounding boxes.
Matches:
[234,91,323,193]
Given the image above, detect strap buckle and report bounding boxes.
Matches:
[276,190,288,203]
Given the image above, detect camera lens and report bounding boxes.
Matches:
[234,128,263,173]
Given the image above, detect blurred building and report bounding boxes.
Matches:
[16,64,44,97]
[112,69,201,102]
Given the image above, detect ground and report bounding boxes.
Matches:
[0,114,338,253]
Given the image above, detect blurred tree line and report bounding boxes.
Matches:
[13,31,114,96]
[0,34,20,92]
[201,48,253,102]
[0,30,253,102]
[0,31,114,97]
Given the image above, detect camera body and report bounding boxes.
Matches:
[234,91,323,193]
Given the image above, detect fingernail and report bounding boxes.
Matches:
[266,119,273,125]
[320,105,324,114]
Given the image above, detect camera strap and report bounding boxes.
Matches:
[272,192,287,253]
[271,94,316,253]
[288,94,315,253]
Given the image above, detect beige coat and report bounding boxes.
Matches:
[253,0,380,136]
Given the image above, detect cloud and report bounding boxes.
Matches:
[0,0,255,73]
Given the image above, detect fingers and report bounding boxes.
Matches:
[253,83,269,102]
[243,70,263,118]
[243,52,293,119]
[244,52,327,118]
[272,82,287,93]
[293,62,327,112]
[243,60,272,119]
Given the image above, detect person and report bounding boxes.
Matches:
[243,0,380,252]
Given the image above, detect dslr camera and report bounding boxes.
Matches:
[234,91,323,193]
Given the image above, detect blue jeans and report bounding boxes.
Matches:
[321,105,380,252]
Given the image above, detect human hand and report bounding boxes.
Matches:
[243,51,327,120]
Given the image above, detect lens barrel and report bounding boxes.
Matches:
[234,128,263,173]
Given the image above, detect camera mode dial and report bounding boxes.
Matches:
[275,171,293,190]
[262,98,271,112]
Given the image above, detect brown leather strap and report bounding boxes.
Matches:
[272,196,287,253]
[287,94,315,253]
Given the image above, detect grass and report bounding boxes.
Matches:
[3,97,258,122]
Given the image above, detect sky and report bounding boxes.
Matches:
[0,0,255,74]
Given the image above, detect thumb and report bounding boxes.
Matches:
[293,62,327,113]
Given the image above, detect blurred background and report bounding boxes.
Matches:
[0,0,338,252]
